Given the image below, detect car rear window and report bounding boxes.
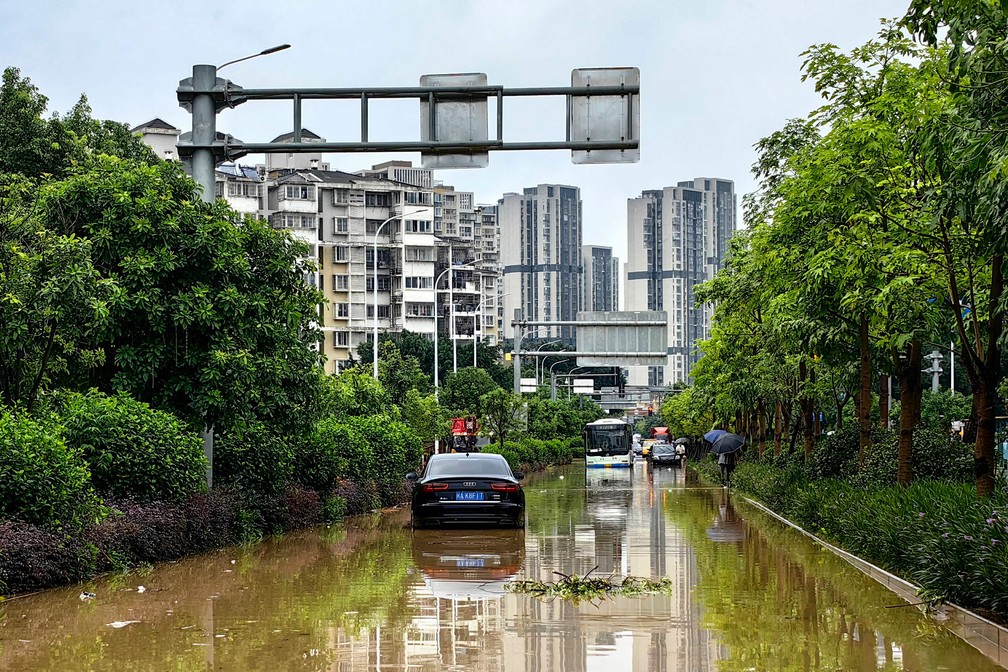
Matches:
[425,455,513,479]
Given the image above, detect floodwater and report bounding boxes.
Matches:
[1,464,1001,671]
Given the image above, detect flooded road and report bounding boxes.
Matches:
[1,463,1000,671]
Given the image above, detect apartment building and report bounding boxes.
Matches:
[625,178,736,386]
[499,184,584,344]
[139,125,501,372]
[582,245,619,312]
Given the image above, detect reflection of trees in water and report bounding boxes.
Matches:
[0,513,417,672]
[663,488,1000,672]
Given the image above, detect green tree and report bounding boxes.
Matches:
[440,367,501,417]
[377,340,429,407]
[0,175,115,411]
[36,157,324,440]
[481,388,525,450]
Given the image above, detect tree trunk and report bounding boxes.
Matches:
[879,374,890,429]
[774,401,783,457]
[758,398,767,457]
[975,377,998,498]
[895,339,922,487]
[799,360,814,460]
[811,366,821,437]
[858,313,872,467]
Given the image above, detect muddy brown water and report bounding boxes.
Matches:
[1,464,1000,671]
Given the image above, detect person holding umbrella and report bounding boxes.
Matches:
[708,432,745,487]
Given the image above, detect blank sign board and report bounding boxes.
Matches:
[570,67,640,164]
[575,311,667,366]
[420,72,489,169]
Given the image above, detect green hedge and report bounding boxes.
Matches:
[60,391,207,502]
[0,411,101,531]
[483,436,571,472]
[214,421,295,496]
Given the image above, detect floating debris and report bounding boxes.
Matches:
[506,566,674,603]
[107,620,140,628]
[79,592,96,601]
[137,586,146,593]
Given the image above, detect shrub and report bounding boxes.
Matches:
[60,390,207,502]
[214,421,294,496]
[337,479,381,516]
[184,488,243,552]
[322,494,347,523]
[807,428,859,479]
[0,411,100,531]
[343,415,422,506]
[298,418,355,492]
[0,520,95,594]
[89,500,188,569]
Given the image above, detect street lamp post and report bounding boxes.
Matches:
[434,260,478,400]
[188,45,291,206]
[535,341,564,385]
[473,291,509,369]
[183,44,291,490]
[373,207,431,378]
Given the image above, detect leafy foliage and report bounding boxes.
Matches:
[0,410,100,531]
[440,367,500,417]
[59,390,206,502]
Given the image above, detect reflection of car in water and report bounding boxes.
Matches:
[411,529,526,599]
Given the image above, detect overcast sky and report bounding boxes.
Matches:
[4,0,909,263]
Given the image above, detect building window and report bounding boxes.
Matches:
[333,217,348,234]
[366,305,391,319]
[282,185,315,200]
[336,303,349,318]
[404,276,433,290]
[405,219,431,234]
[334,331,349,347]
[406,302,434,317]
[404,248,434,262]
[365,192,390,207]
[332,274,349,291]
[366,277,391,292]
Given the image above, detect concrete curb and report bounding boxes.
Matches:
[740,495,1008,669]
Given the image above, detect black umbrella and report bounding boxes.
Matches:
[673,437,690,445]
[709,433,745,455]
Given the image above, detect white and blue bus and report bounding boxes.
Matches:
[584,418,634,468]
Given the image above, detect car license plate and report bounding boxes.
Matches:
[455,491,484,501]
[456,558,485,568]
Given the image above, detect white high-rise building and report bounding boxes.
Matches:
[625,178,736,386]
[499,184,584,344]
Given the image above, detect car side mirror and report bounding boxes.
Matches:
[405,472,417,482]
[514,471,525,481]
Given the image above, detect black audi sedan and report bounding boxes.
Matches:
[407,453,525,529]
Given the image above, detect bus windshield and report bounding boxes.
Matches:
[586,426,630,456]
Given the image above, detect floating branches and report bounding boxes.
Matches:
[506,566,675,603]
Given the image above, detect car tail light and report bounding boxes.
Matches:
[491,483,518,492]
[421,483,450,492]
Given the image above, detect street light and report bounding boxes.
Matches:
[434,260,478,400]
[535,341,564,384]
[372,207,432,378]
[186,45,292,205]
[218,44,291,71]
[473,291,510,368]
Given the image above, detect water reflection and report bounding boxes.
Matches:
[1,466,1002,671]
[412,529,525,599]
